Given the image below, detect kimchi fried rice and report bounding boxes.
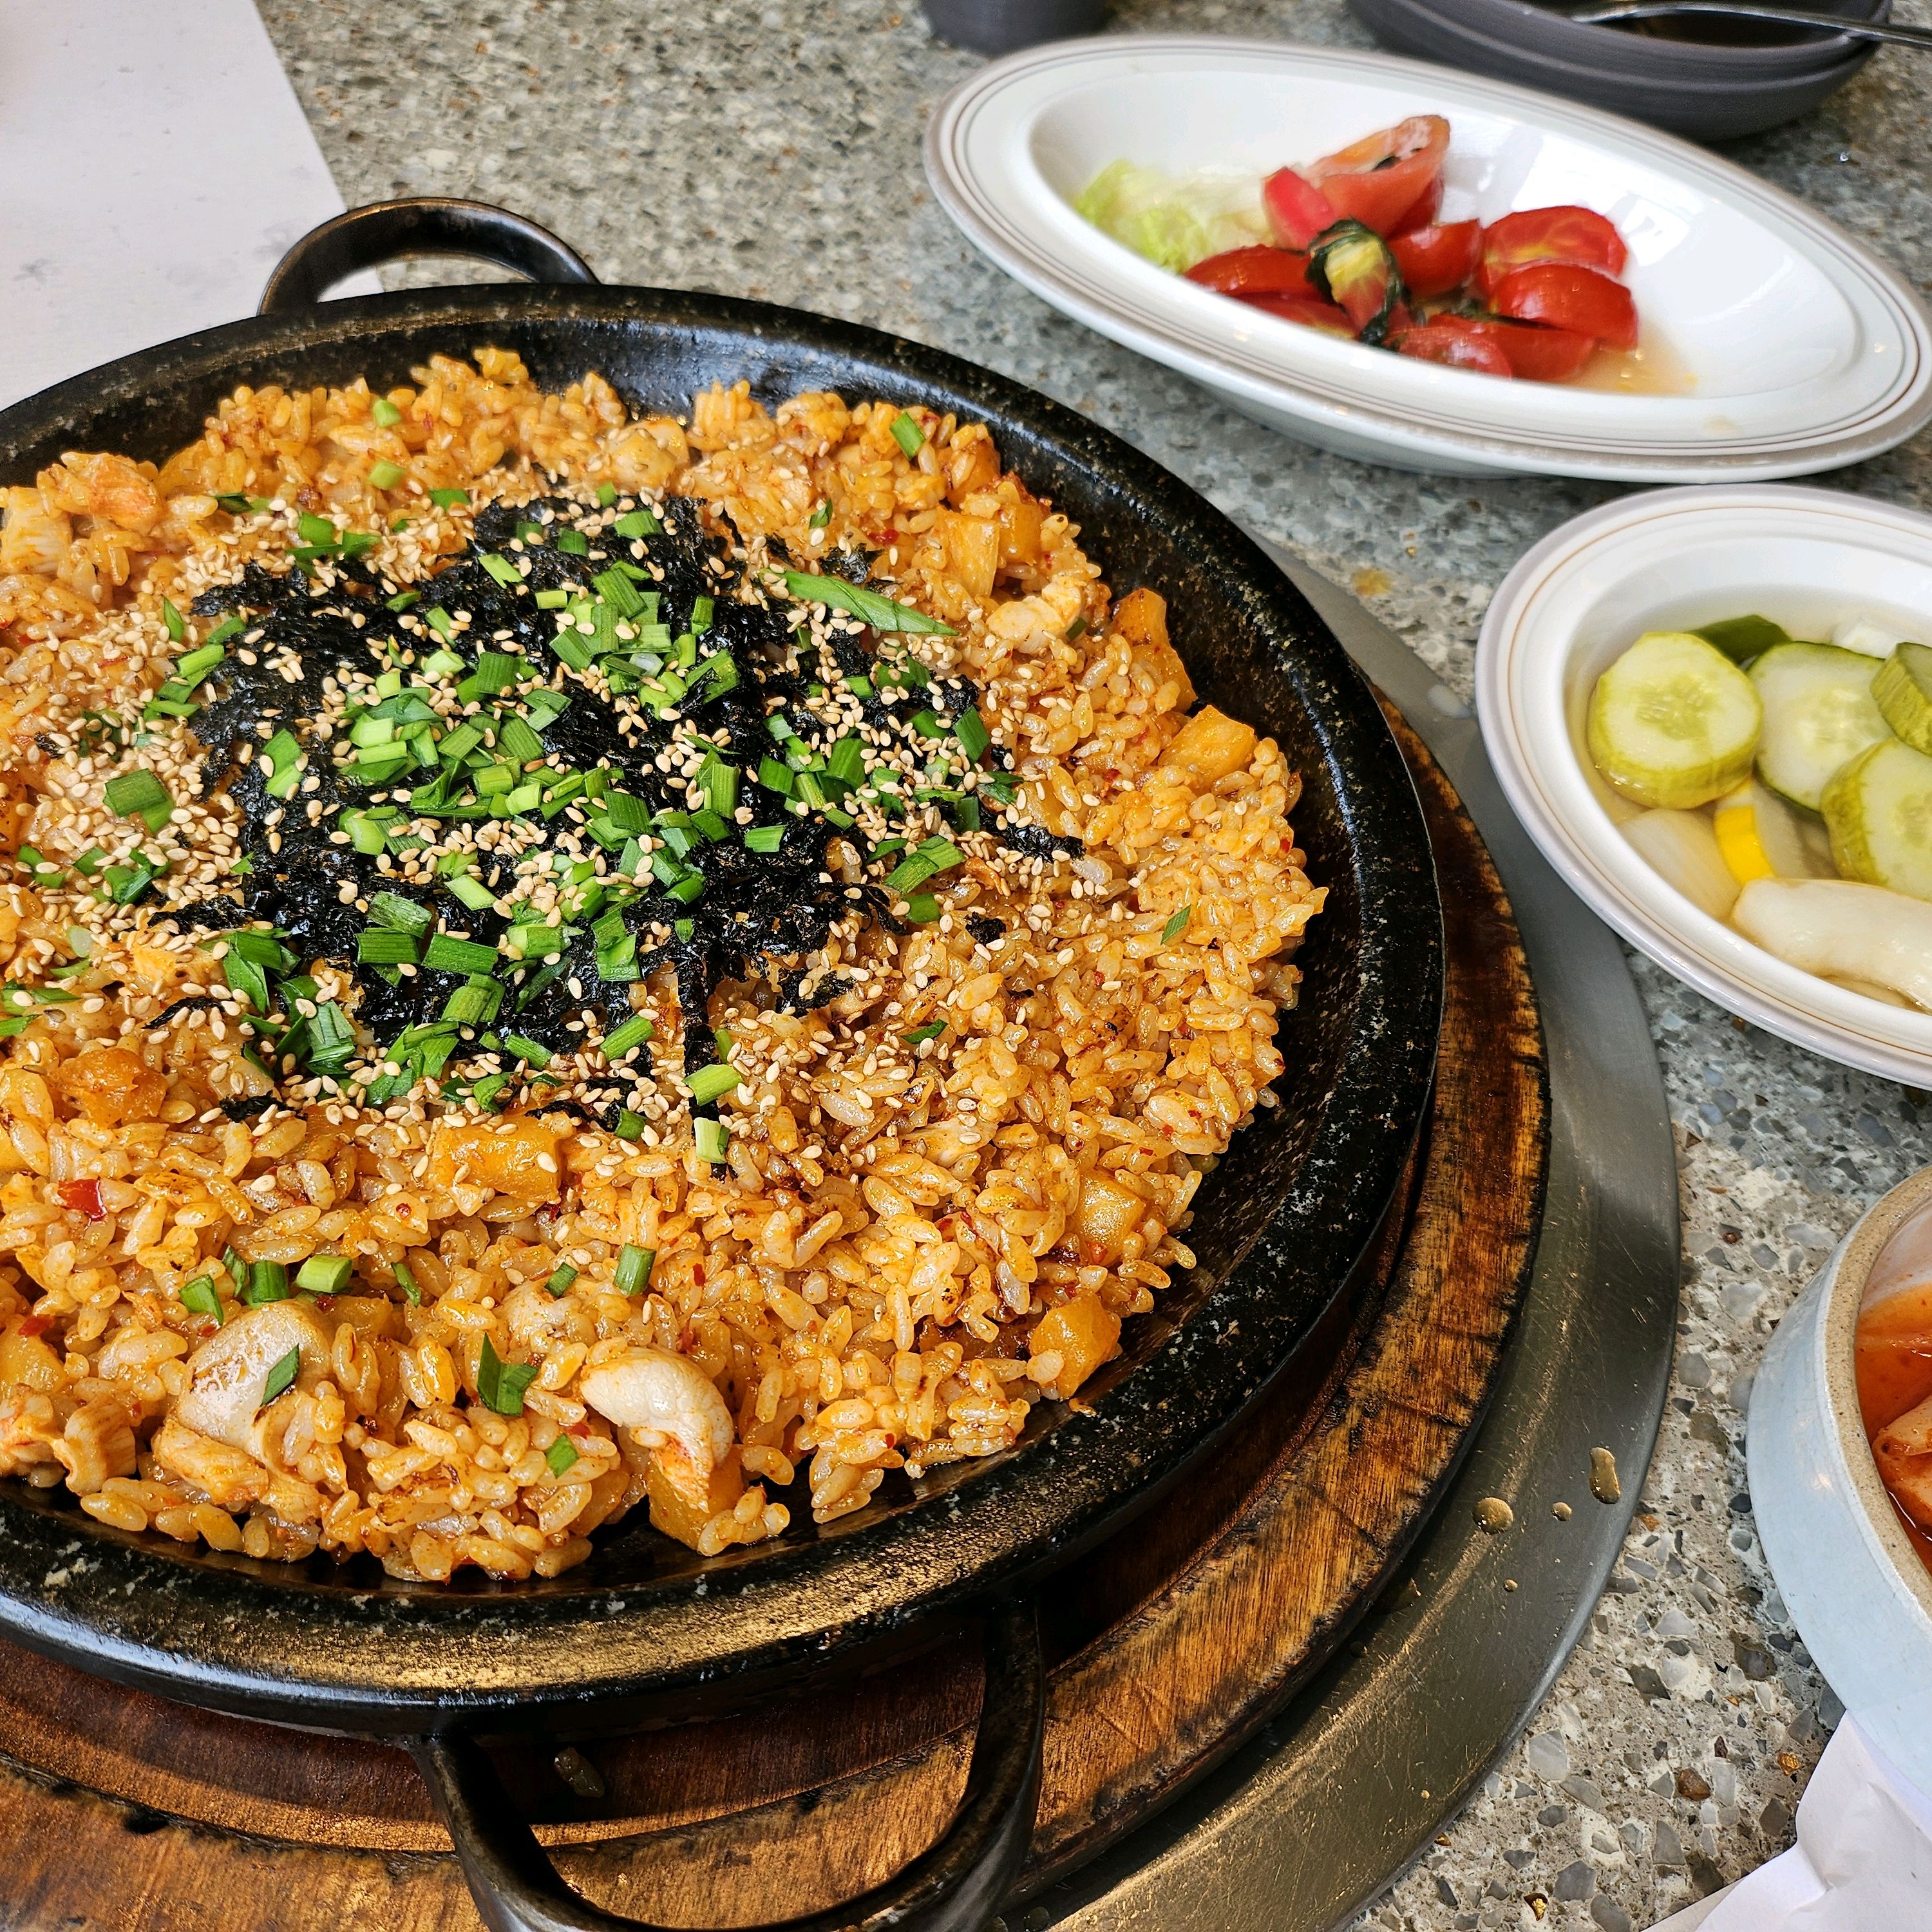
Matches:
[0,352,1325,1581]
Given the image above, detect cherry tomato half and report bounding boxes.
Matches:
[1394,325,1513,377]
[1307,116,1450,237]
[1477,205,1629,295]
[1184,245,1316,301]
[1262,168,1339,251]
[1236,292,1358,336]
[1491,262,1638,350]
[1425,314,1598,382]
[1387,220,1482,299]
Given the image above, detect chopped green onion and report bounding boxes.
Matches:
[343,810,388,856]
[889,410,926,458]
[394,1258,421,1306]
[810,501,831,529]
[430,488,469,509]
[296,1253,353,1294]
[909,708,944,739]
[368,891,433,935]
[160,598,185,643]
[905,895,942,924]
[448,875,497,913]
[828,736,866,786]
[535,587,570,611]
[480,551,521,587]
[104,770,169,820]
[442,977,503,1025]
[954,707,992,762]
[371,397,404,428]
[469,651,518,694]
[180,1276,224,1323]
[743,824,783,854]
[386,590,421,612]
[903,1021,947,1045]
[245,1260,290,1306]
[477,1334,535,1415]
[699,760,739,817]
[175,641,227,685]
[592,566,644,619]
[690,595,714,635]
[613,1244,655,1295]
[497,715,546,765]
[368,459,405,490]
[357,927,419,965]
[545,1261,579,1298]
[687,1063,741,1104]
[694,1118,729,1164]
[423,934,498,974]
[1162,905,1192,945]
[261,1345,301,1405]
[503,1032,553,1068]
[613,508,659,540]
[556,528,589,556]
[1066,616,1088,642]
[782,571,956,636]
[546,1435,580,1474]
[298,511,338,547]
[596,482,618,507]
[601,1011,656,1060]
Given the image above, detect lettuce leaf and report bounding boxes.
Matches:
[1073,160,1268,273]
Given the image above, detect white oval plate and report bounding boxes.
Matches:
[925,37,1932,481]
[1477,484,1932,1086]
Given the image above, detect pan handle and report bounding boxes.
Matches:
[260,196,598,314]
[409,1596,1045,1932]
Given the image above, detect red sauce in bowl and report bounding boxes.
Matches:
[1855,1278,1932,1576]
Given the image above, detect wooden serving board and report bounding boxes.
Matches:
[0,711,1546,1932]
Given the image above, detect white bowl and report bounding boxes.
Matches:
[924,37,1932,481]
[1476,484,1932,1086]
[1750,1168,1932,1795]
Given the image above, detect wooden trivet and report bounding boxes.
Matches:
[0,710,1544,1931]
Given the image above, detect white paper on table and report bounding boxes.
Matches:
[0,0,376,413]
[1649,1718,1932,1931]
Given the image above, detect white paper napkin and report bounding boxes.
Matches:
[0,0,374,413]
[1651,1718,1932,1931]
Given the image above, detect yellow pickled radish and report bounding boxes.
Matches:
[1713,786,1777,885]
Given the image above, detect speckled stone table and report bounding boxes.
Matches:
[255,3,1932,1926]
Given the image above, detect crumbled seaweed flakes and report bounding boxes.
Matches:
[144,489,1075,1112]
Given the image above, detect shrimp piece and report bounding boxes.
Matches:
[580,1347,733,1508]
[174,1299,332,1451]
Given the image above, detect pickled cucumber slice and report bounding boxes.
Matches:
[1586,632,1762,811]
[1873,641,1932,755]
[1821,737,1932,902]
[1695,614,1789,667]
[1747,641,1889,812]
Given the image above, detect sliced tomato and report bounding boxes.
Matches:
[1236,292,1357,336]
[1262,168,1338,251]
[1477,205,1628,296]
[1425,314,1598,382]
[1395,325,1513,376]
[1184,245,1316,301]
[1387,220,1482,300]
[1306,116,1450,238]
[1389,175,1444,236]
[1492,261,1638,350]
[57,1178,104,1222]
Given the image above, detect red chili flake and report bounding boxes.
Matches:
[691,1265,705,1287]
[567,1420,594,1440]
[57,1179,105,1222]
[19,1314,50,1340]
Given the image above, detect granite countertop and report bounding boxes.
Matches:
[259,3,1932,1925]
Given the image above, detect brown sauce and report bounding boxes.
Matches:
[1854,1278,1932,1577]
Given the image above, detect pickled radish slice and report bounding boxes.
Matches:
[1586,630,1762,810]
[1623,808,1740,920]
[1733,877,1932,1010]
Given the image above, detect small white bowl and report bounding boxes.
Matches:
[925,37,1932,481]
[1750,1167,1932,1795]
[1475,483,1932,1086]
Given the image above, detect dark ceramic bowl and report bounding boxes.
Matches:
[1351,0,1886,137]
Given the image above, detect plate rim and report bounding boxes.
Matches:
[924,33,1932,482]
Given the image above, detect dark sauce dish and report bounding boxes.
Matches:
[0,203,1442,1931]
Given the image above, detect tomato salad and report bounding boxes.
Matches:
[1075,118,1637,384]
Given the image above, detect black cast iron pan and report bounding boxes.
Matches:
[0,202,1441,1932]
